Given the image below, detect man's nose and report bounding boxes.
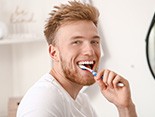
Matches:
[82,43,95,56]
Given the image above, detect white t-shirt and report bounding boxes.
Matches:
[17,73,98,117]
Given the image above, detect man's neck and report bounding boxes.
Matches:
[50,68,83,100]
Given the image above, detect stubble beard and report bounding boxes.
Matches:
[59,56,95,86]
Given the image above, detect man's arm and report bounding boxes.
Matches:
[117,102,137,117]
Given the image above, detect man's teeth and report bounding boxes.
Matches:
[78,61,94,65]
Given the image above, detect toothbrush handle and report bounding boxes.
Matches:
[101,76,124,87]
[93,71,124,87]
[92,71,97,76]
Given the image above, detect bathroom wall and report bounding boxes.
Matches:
[0,0,52,116]
[88,0,155,117]
[0,45,13,116]
[0,0,155,117]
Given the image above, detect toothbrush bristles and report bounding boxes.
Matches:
[79,65,87,70]
[79,65,94,73]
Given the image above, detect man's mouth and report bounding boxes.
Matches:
[77,60,95,70]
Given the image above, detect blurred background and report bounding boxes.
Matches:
[0,0,155,117]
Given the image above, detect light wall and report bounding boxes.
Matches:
[0,46,13,116]
[0,0,155,117]
[88,0,155,117]
[0,0,52,116]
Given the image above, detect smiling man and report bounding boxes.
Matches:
[17,1,137,117]
[51,20,100,87]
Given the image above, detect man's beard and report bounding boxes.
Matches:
[59,56,95,86]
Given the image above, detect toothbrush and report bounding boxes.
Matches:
[79,65,124,87]
[79,64,97,76]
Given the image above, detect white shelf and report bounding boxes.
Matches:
[0,37,45,45]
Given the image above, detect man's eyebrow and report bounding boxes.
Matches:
[93,35,100,39]
[71,36,84,40]
[71,35,100,40]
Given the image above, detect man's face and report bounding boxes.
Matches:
[54,20,101,86]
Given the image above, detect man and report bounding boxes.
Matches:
[17,1,137,117]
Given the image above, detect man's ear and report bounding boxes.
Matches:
[49,44,59,62]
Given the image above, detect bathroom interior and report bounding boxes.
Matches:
[0,0,155,117]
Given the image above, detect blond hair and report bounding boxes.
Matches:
[44,1,99,45]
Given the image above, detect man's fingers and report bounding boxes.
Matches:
[95,69,127,89]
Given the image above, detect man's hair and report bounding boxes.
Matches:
[44,1,99,45]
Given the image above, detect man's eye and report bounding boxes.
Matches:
[91,41,99,45]
[73,40,81,44]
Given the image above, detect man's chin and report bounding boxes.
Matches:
[78,78,95,86]
[63,68,95,85]
[83,82,95,86]
[67,75,95,86]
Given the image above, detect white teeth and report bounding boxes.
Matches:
[78,61,94,65]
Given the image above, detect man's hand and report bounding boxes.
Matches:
[94,69,137,117]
